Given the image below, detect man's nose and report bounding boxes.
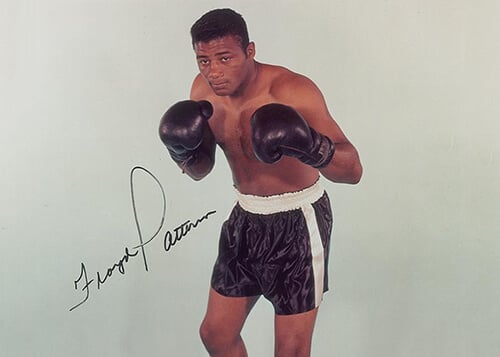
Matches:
[207,62,223,80]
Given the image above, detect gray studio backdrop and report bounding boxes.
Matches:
[1,0,499,356]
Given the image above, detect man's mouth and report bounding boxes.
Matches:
[211,81,228,89]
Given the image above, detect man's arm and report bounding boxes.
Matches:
[273,73,363,184]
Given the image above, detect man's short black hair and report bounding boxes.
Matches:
[190,8,250,50]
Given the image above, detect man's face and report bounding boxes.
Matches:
[194,35,254,96]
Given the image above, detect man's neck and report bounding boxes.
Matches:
[226,61,260,104]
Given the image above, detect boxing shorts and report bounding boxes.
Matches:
[211,180,333,315]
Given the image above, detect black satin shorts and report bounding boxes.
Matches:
[211,181,333,315]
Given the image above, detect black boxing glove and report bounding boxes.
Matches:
[159,100,215,169]
[251,103,335,168]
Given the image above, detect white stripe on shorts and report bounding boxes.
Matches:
[301,203,324,308]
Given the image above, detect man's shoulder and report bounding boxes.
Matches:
[263,64,320,101]
[190,74,212,100]
[262,63,303,84]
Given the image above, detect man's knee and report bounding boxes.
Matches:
[199,317,238,353]
[199,318,218,349]
[275,336,312,357]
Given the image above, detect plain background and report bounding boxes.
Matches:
[1,0,499,356]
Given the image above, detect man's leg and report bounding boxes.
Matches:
[274,307,319,357]
[200,288,260,357]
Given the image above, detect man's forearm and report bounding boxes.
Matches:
[319,142,363,184]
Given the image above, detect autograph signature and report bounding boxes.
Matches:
[69,166,216,312]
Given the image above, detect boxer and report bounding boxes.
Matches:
[159,8,362,357]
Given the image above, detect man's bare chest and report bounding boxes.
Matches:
[209,98,275,158]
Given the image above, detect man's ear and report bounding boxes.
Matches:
[246,42,256,59]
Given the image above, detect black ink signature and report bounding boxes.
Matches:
[69,166,216,312]
[163,211,216,252]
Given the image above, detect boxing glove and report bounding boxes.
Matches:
[251,103,335,168]
[159,100,214,168]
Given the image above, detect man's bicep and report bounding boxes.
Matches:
[293,82,351,144]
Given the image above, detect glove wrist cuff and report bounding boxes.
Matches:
[309,131,335,169]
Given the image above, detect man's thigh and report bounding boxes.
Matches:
[202,288,260,334]
[274,307,319,357]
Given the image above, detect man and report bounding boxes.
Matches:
[159,8,362,357]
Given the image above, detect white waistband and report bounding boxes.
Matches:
[235,180,325,215]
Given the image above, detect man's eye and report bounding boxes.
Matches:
[221,57,231,62]
[199,59,209,66]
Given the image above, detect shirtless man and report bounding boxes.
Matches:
[159,8,362,357]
